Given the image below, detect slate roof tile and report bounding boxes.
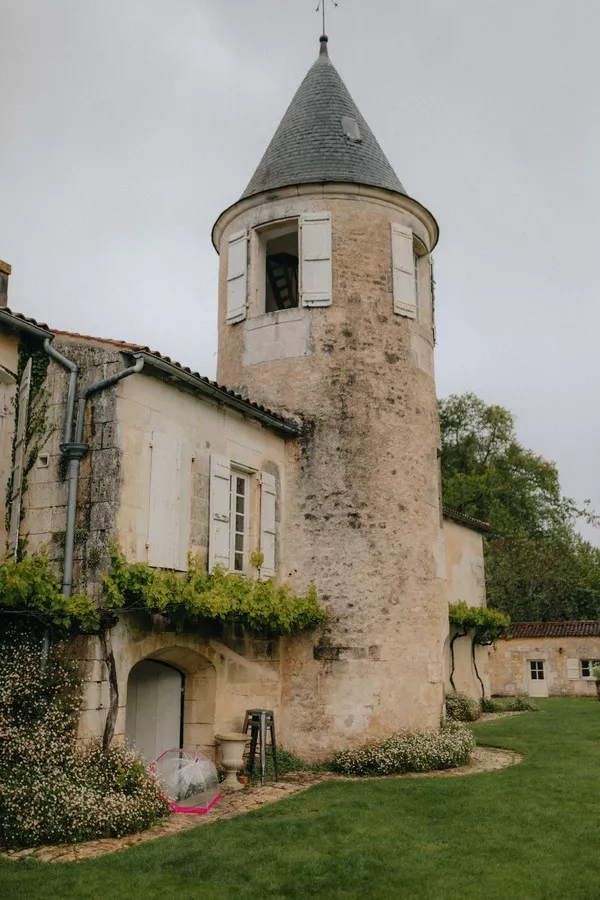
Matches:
[242,39,405,199]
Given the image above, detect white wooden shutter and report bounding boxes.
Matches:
[8,358,32,558]
[567,658,580,680]
[226,229,248,323]
[259,472,276,578]
[301,212,332,307]
[391,223,417,318]
[209,454,231,571]
[147,432,191,571]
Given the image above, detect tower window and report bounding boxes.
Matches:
[264,225,299,312]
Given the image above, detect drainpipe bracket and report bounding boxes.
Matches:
[60,442,89,461]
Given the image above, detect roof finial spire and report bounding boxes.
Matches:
[315,0,338,53]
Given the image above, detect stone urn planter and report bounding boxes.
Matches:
[216,732,248,791]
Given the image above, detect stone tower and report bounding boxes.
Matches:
[212,37,447,759]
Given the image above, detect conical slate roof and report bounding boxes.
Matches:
[241,38,406,199]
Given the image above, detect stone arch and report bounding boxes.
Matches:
[117,632,218,759]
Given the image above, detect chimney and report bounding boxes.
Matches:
[0,261,10,308]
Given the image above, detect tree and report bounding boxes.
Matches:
[440,393,600,621]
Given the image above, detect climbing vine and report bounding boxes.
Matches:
[448,602,510,698]
[103,546,326,636]
[5,341,52,545]
[0,546,326,638]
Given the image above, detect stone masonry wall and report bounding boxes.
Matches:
[215,186,448,759]
[22,338,123,598]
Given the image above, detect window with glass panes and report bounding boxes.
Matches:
[581,659,600,678]
[229,471,249,572]
[529,660,545,680]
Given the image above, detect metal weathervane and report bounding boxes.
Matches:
[315,0,339,36]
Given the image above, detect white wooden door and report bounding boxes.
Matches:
[528,659,548,697]
[125,660,183,762]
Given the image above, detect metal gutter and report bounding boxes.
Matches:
[134,350,302,438]
[0,308,53,341]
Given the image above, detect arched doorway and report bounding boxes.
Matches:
[125,659,184,762]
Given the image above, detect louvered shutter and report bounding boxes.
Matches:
[209,454,231,571]
[8,358,32,558]
[391,223,417,318]
[260,472,276,578]
[226,229,248,323]
[301,212,332,307]
[567,659,580,680]
[147,433,191,571]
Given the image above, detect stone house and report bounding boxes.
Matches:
[0,37,490,762]
[490,622,600,698]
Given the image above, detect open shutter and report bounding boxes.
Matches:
[301,212,332,307]
[391,223,416,318]
[226,229,248,323]
[8,358,32,558]
[260,472,276,578]
[209,454,231,571]
[147,432,191,570]
[567,659,580,681]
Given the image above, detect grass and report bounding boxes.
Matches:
[2,698,600,899]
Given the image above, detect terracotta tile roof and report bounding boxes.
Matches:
[53,329,301,436]
[504,621,600,639]
[442,507,490,533]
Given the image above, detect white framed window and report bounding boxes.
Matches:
[259,220,300,313]
[581,659,600,678]
[529,660,545,681]
[245,214,333,320]
[229,470,250,572]
[208,454,277,577]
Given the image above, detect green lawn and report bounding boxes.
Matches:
[2,698,599,899]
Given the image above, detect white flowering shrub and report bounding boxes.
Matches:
[482,695,539,713]
[445,691,482,722]
[0,628,170,849]
[329,722,476,777]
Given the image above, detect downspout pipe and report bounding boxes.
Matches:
[61,354,144,597]
[40,340,78,672]
[43,339,78,444]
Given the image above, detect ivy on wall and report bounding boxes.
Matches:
[5,342,52,545]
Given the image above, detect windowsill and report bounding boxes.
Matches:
[245,307,309,330]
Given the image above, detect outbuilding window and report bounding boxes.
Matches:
[581,659,600,678]
[529,660,545,681]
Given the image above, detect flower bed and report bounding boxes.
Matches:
[329,722,476,777]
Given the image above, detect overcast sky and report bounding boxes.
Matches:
[1,0,599,541]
